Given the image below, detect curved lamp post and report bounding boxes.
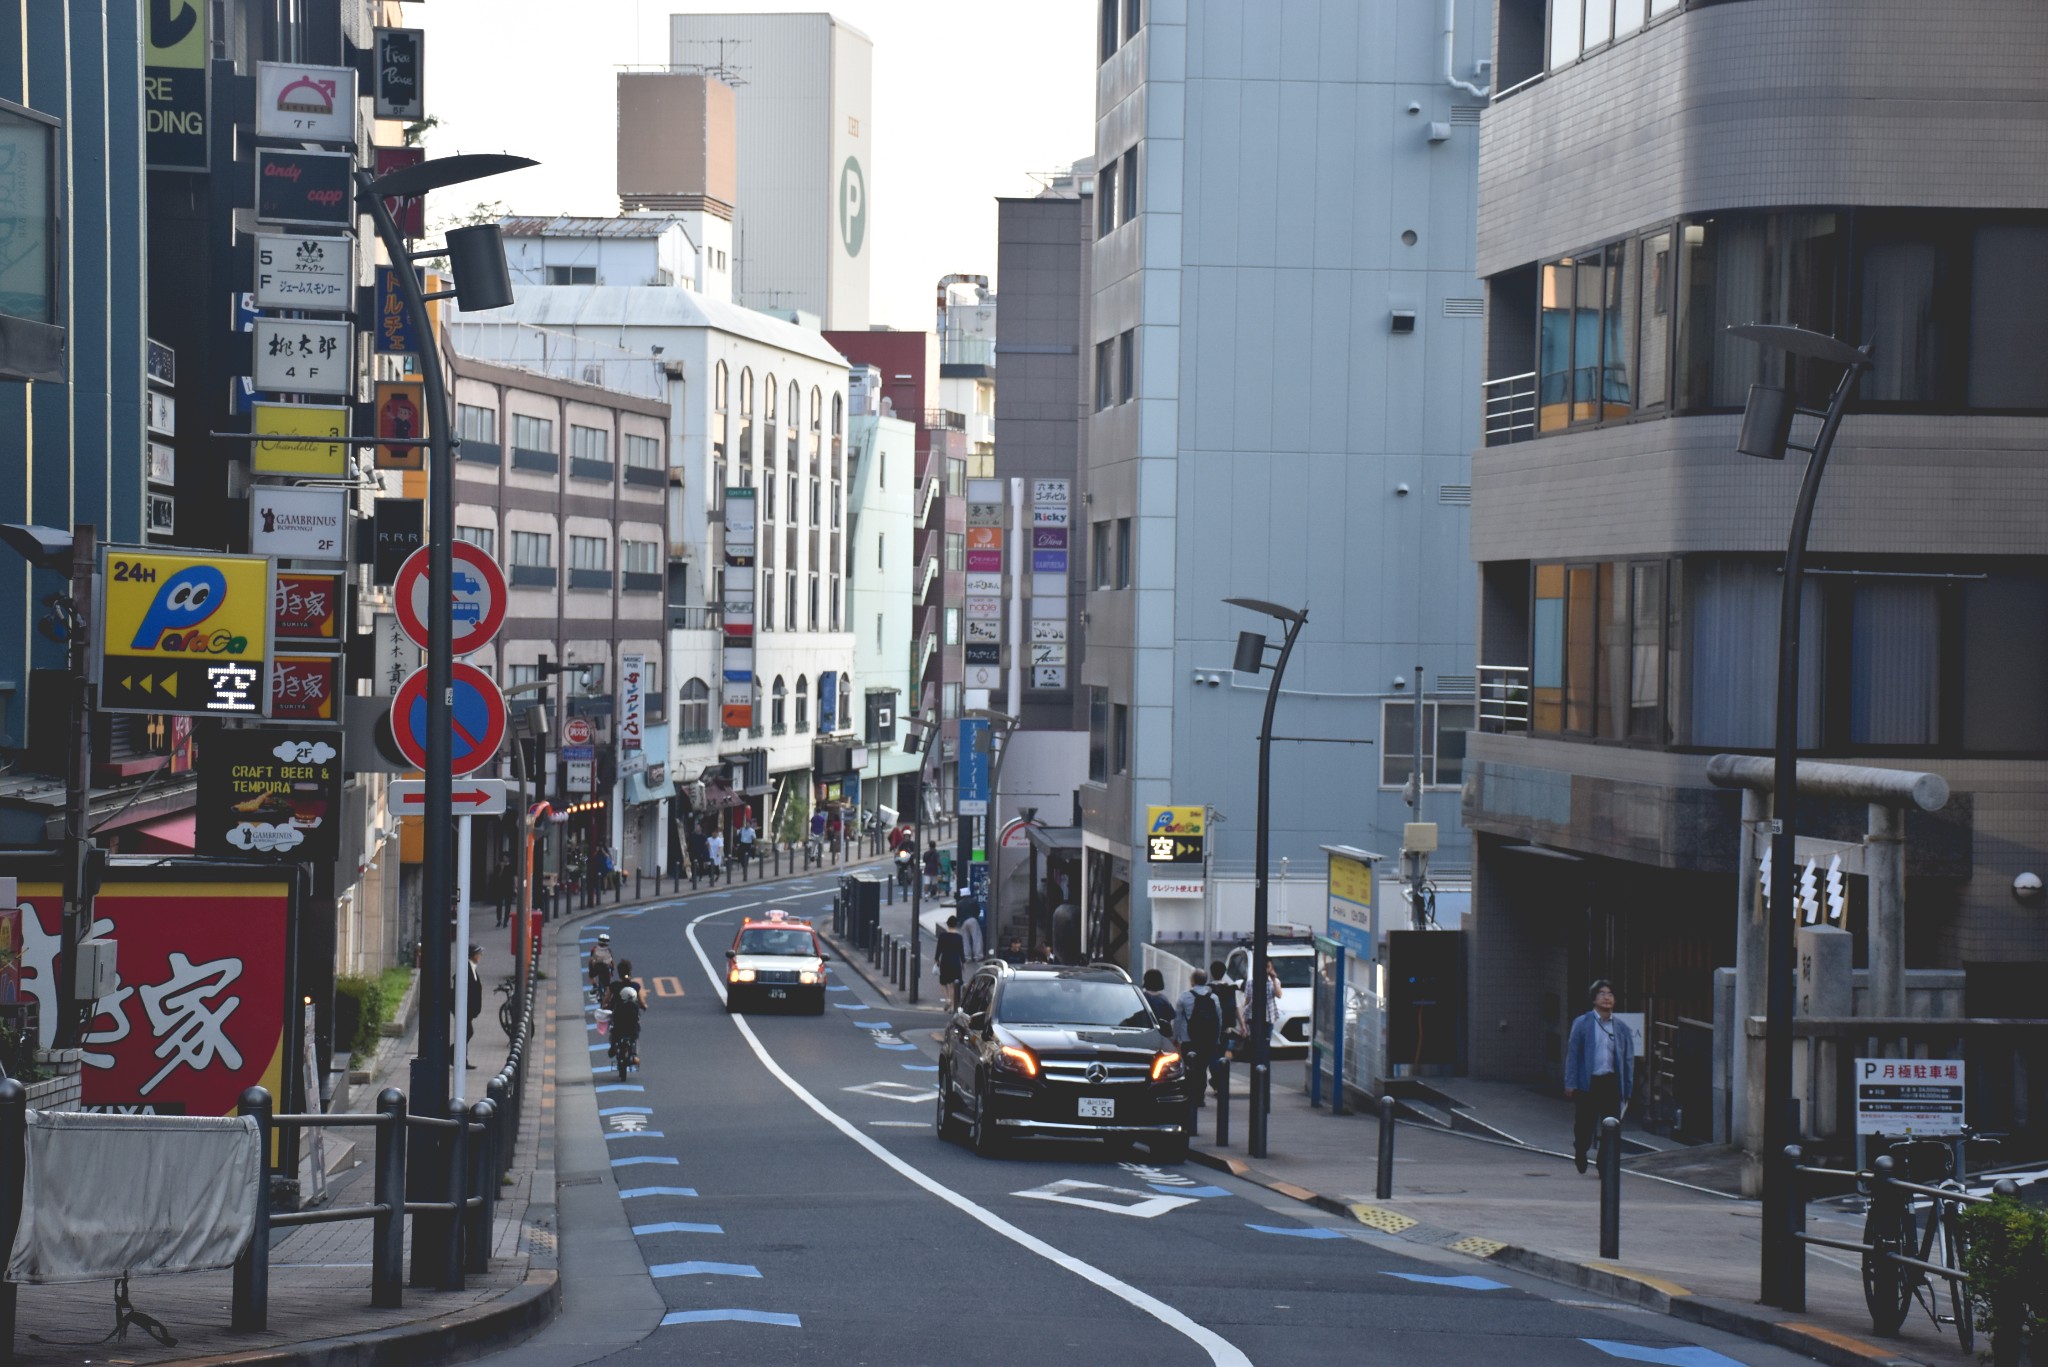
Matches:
[1727,323,1872,1312]
[1224,596,1307,1159]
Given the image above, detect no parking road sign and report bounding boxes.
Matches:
[390,661,506,776]
[394,541,506,656]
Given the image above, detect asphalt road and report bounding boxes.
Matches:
[492,875,1825,1367]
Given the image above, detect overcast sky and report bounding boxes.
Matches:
[420,1,1096,331]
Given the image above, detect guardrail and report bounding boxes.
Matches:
[1482,371,1537,447]
[1477,664,1531,733]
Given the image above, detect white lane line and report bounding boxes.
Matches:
[683,908,1252,1367]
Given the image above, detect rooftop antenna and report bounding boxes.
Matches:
[674,36,750,87]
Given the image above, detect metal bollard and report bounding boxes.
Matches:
[1215,1057,1231,1147]
[442,1104,470,1291]
[635,870,643,901]
[232,1086,273,1330]
[1249,1064,1270,1159]
[1598,1116,1621,1259]
[466,1100,496,1273]
[0,1078,25,1354]
[1376,1094,1397,1200]
[372,1088,408,1308]
[486,1077,510,1178]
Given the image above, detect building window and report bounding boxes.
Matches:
[1125,0,1141,41]
[545,264,597,285]
[571,424,608,463]
[1097,159,1118,235]
[1115,518,1132,589]
[830,575,841,630]
[1112,703,1130,774]
[764,475,776,522]
[512,414,555,452]
[623,433,661,469]
[1088,688,1109,781]
[509,664,540,689]
[772,677,787,730]
[946,533,964,572]
[620,539,659,574]
[457,404,496,442]
[1380,701,1478,790]
[832,392,843,435]
[945,607,961,646]
[876,613,885,651]
[947,458,966,496]
[1093,522,1112,590]
[786,571,797,630]
[761,576,774,633]
[942,682,961,720]
[796,676,810,731]
[1099,0,1119,62]
[1095,339,1114,411]
[569,535,608,570]
[455,525,496,557]
[789,473,800,525]
[810,476,822,526]
[808,572,820,630]
[740,367,753,415]
[679,679,710,736]
[1119,329,1136,403]
[877,532,886,569]
[510,531,552,566]
[1121,146,1138,223]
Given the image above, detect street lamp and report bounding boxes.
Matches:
[900,711,940,1005]
[361,151,533,1280]
[1727,322,1872,1312]
[1224,595,1308,1160]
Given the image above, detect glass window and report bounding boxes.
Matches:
[786,571,797,630]
[1098,159,1118,235]
[1533,562,1565,732]
[808,573,820,631]
[1121,147,1139,222]
[1629,561,1665,742]
[512,413,554,451]
[877,532,885,569]
[1565,564,1596,733]
[1100,0,1119,61]
[569,535,607,570]
[764,376,777,421]
[1548,0,1581,70]
[571,424,609,462]
[1963,577,2048,751]
[1848,583,1940,746]
[1124,0,1141,40]
[545,264,596,285]
[771,677,787,729]
[1095,339,1114,410]
[455,525,495,557]
[1968,224,2048,408]
[740,367,753,415]
[1119,329,1136,403]
[1382,701,1478,789]
[945,607,960,645]
[680,679,710,735]
[998,978,1151,1029]
[510,531,551,566]
[621,539,658,574]
[1088,689,1109,782]
[946,533,964,572]
[623,433,661,468]
[457,404,496,442]
[796,675,810,730]
[1636,230,1671,411]
[1685,558,1820,749]
[1112,703,1130,773]
[1861,221,1961,404]
[761,576,774,633]
[1115,518,1132,589]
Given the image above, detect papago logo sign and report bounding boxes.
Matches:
[839,156,866,258]
[102,551,270,662]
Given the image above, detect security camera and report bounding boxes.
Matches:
[2015,871,2043,902]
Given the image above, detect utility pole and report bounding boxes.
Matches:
[58,526,98,1049]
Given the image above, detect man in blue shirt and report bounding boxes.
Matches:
[1564,979,1634,1173]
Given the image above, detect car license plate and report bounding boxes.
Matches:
[768,988,787,999]
[1078,1097,1114,1119]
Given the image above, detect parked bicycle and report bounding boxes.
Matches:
[496,978,521,1038]
[1861,1128,2004,1353]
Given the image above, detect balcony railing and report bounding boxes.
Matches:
[668,604,724,631]
[1477,664,1531,734]
[1483,371,1537,447]
[679,727,715,747]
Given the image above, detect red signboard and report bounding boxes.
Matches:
[372,144,426,237]
[274,570,343,645]
[270,654,341,721]
[15,873,291,1115]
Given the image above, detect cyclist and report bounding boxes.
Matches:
[608,981,644,1076]
[588,932,616,996]
[606,958,646,1012]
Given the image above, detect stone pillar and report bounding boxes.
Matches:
[1796,923,1853,1137]
[1866,802,1906,1019]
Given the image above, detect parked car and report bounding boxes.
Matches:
[936,961,1191,1161]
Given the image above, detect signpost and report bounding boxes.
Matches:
[197,728,343,862]
[394,541,506,657]
[249,486,348,560]
[390,779,508,817]
[97,547,274,716]
[252,317,353,394]
[372,28,426,120]
[1145,805,1206,899]
[254,234,352,310]
[1855,1058,1965,1136]
[389,662,506,777]
[251,402,349,477]
[562,716,593,747]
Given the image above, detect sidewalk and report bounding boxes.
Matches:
[1184,1069,1983,1367]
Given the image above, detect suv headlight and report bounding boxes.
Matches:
[996,1044,1040,1078]
[1151,1051,1184,1081]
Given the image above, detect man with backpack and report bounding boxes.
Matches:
[1175,969,1224,1137]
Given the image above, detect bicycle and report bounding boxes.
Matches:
[610,1029,639,1083]
[1861,1129,2002,1353]
[496,978,522,1039]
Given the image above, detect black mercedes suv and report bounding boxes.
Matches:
[935,962,1190,1161]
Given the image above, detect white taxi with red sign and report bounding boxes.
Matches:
[724,910,829,1015]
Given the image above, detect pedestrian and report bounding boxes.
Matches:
[598,844,616,892]
[1242,959,1284,1052]
[1209,959,1243,1095]
[1565,979,1634,1173]
[706,828,725,881]
[492,854,513,928]
[687,823,709,878]
[959,906,985,964]
[736,816,757,870]
[1141,968,1176,1035]
[922,841,941,897]
[1028,941,1053,964]
[934,914,966,1011]
[588,932,616,996]
[1002,936,1025,964]
[449,944,483,1068]
[1050,898,1080,964]
[1175,969,1223,1133]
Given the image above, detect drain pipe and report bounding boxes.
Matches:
[1442,0,1492,98]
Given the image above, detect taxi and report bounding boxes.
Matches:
[724,910,829,1014]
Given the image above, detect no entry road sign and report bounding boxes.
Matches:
[394,541,506,656]
[390,661,506,776]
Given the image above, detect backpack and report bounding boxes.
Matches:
[1186,988,1222,1054]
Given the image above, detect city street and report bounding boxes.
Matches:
[483,877,1823,1367]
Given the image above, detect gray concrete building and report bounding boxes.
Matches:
[1079,0,1490,964]
[1464,0,2048,1128]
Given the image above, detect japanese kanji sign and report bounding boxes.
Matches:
[269,655,342,722]
[11,869,292,1117]
[196,726,343,863]
[374,267,425,355]
[273,570,343,647]
[1855,1057,1966,1136]
[254,234,351,311]
[252,317,352,395]
[97,547,273,717]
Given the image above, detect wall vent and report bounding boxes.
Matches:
[1443,297,1484,317]
[1436,673,1477,697]
[1450,104,1485,125]
[1438,484,1472,506]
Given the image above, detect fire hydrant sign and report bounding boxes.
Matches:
[1855,1057,1966,1135]
[394,541,506,656]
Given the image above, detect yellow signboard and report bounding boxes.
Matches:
[1329,853,1373,908]
[1144,805,1205,865]
[1145,805,1205,837]
[252,402,349,476]
[146,0,207,68]
[99,548,273,716]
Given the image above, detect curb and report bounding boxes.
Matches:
[1183,1148,1936,1367]
[164,1273,562,1367]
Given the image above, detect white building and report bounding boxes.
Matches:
[664,12,873,328]
[844,373,919,820]
[501,214,714,295]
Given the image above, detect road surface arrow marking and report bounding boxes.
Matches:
[842,1081,937,1104]
[1582,1343,1748,1367]
[1012,1179,1198,1219]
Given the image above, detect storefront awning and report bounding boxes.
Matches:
[127,812,196,853]
[1027,825,1084,858]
